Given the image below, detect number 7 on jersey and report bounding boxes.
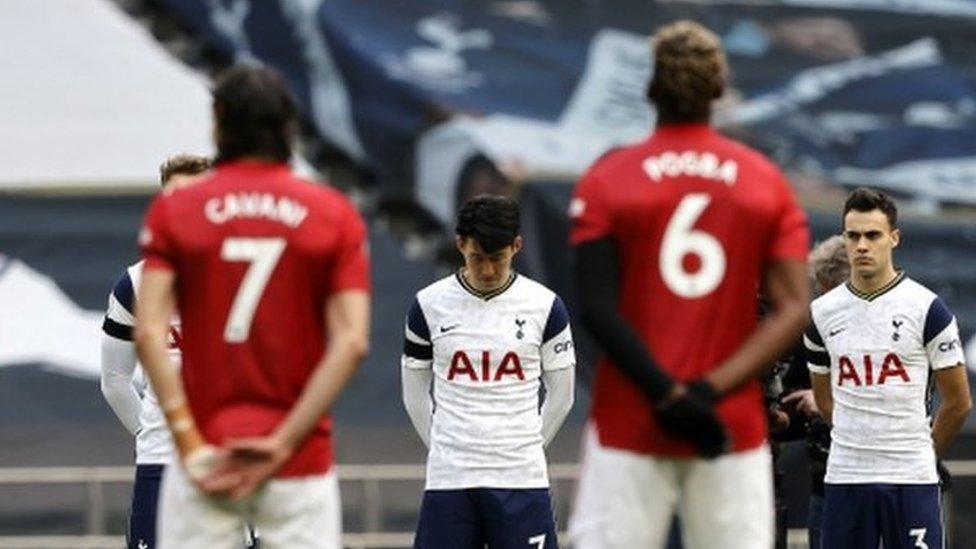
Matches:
[220,237,286,342]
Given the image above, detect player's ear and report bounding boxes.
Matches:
[511,235,523,255]
[456,236,467,254]
[890,228,900,249]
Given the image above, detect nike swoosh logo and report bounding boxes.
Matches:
[440,324,459,333]
[828,327,846,337]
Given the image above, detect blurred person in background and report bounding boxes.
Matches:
[806,188,970,549]
[135,65,371,549]
[767,235,847,549]
[100,153,212,549]
[567,20,809,549]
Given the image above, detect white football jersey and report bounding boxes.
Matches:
[402,272,576,490]
[806,273,965,485]
[102,261,180,464]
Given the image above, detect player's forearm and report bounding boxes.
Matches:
[933,401,971,456]
[706,300,808,394]
[402,364,433,447]
[575,239,675,402]
[274,332,368,451]
[932,364,972,456]
[811,374,833,425]
[134,324,205,456]
[100,335,143,435]
[540,368,575,446]
[706,260,810,395]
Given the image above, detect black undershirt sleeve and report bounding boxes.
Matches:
[574,238,675,403]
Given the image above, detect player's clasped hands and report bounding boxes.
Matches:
[184,435,295,500]
[654,381,729,458]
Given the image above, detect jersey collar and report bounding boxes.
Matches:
[651,123,714,136]
[845,270,906,302]
[215,160,291,175]
[455,270,518,301]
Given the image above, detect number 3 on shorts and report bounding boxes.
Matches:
[221,237,286,342]
[659,193,726,298]
[909,528,928,549]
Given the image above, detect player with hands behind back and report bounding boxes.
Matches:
[135,65,370,549]
[568,20,810,549]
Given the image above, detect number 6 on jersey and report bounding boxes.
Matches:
[659,193,726,298]
[221,237,286,342]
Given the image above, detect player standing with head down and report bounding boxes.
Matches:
[807,188,971,549]
[100,154,211,549]
[568,20,810,548]
[135,65,371,549]
[402,195,576,549]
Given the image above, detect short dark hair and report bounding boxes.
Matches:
[158,153,211,186]
[648,20,727,123]
[212,65,297,164]
[455,195,520,254]
[843,187,898,229]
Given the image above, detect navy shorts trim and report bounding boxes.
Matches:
[127,464,164,549]
[821,483,942,549]
[414,488,557,549]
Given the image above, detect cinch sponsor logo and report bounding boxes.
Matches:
[642,151,738,186]
[448,350,524,381]
[938,339,961,352]
[553,341,573,354]
[838,353,909,386]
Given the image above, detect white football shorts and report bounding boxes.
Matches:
[157,462,342,549]
[569,424,773,549]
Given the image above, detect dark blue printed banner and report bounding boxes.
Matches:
[147,0,976,220]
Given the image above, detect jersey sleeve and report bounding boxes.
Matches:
[139,195,176,272]
[923,296,965,370]
[768,173,810,262]
[804,318,830,375]
[327,200,371,294]
[402,297,433,370]
[569,168,613,245]
[102,270,136,341]
[540,296,575,371]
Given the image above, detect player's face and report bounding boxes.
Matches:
[457,236,523,292]
[843,209,899,280]
[164,171,209,190]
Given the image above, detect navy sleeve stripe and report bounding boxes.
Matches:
[112,271,135,316]
[407,297,430,342]
[805,320,824,348]
[807,350,829,367]
[542,296,570,344]
[923,297,954,346]
[102,317,133,341]
[403,339,433,361]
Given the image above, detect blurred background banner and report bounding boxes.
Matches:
[146,0,976,223]
[0,0,212,190]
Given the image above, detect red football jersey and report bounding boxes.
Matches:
[570,124,808,456]
[140,161,370,476]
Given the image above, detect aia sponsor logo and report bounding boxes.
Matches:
[838,353,909,386]
[448,350,524,382]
